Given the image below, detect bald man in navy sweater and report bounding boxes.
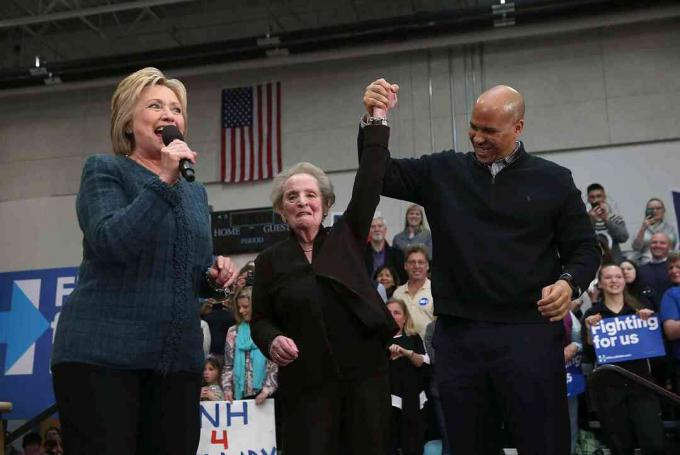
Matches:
[360,82,600,455]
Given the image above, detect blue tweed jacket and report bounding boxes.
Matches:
[52,155,213,373]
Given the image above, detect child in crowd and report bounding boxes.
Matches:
[222,287,277,405]
[201,357,225,401]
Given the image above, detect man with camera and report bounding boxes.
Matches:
[587,183,629,263]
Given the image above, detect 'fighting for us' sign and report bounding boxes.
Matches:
[590,315,665,364]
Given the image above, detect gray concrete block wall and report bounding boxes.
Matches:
[1,17,679,271]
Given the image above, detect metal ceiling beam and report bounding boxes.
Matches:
[0,0,198,29]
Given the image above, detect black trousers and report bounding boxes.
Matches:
[592,378,665,455]
[280,371,391,455]
[52,362,202,455]
[433,317,570,455]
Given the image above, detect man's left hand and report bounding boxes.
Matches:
[537,280,572,321]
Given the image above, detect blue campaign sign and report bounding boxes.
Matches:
[0,267,78,419]
[566,354,585,397]
[590,315,666,365]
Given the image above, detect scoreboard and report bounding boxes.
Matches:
[212,207,289,255]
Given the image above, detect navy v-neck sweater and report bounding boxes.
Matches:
[359,130,600,324]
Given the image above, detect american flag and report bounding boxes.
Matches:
[221,82,282,183]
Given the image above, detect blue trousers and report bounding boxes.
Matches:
[433,316,570,455]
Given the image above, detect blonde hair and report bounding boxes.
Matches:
[402,204,430,234]
[270,162,335,219]
[386,298,417,336]
[110,67,187,156]
[233,286,252,325]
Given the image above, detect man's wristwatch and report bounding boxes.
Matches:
[366,116,388,126]
[558,272,581,299]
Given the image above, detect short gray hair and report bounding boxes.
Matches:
[270,162,335,218]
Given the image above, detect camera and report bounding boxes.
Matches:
[645,208,655,218]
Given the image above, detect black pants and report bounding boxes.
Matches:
[592,378,665,455]
[52,362,202,455]
[281,371,390,455]
[433,317,570,455]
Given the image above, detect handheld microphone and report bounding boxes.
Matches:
[161,125,195,182]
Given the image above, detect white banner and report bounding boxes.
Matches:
[197,399,276,455]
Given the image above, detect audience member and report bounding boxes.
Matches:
[638,232,674,309]
[563,311,583,455]
[234,262,256,292]
[199,305,211,358]
[202,298,236,358]
[365,217,407,284]
[632,198,678,264]
[222,287,277,405]
[586,183,629,263]
[22,433,43,455]
[392,245,434,339]
[374,264,401,299]
[387,298,429,455]
[659,252,680,394]
[200,357,224,401]
[596,234,615,265]
[40,427,63,455]
[582,264,665,455]
[393,204,433,259]
[620,259,654,306]
[43,427,62,446]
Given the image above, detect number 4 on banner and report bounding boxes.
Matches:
[211,430,228,449]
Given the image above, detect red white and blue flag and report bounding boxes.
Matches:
[221,82,282,183]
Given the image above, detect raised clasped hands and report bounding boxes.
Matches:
[363,78,399,117]
[207,256,237,288]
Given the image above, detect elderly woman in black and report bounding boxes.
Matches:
[251,124,397,455]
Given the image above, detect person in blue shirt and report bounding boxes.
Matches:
[659,252,680,394]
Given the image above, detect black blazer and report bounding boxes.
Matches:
[251,125,398,395]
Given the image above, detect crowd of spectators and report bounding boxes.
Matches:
[192,194,680,455]
[12,427,63,455]
[362,193,679,454]
[17,191,677,455]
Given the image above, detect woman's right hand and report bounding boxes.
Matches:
[269,335,299,366]
[224,391,233,402]
[158,138,197,185]
[585,314,602,328]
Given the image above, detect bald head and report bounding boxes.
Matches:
[475,85,525,123]
[468,85,525,163]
